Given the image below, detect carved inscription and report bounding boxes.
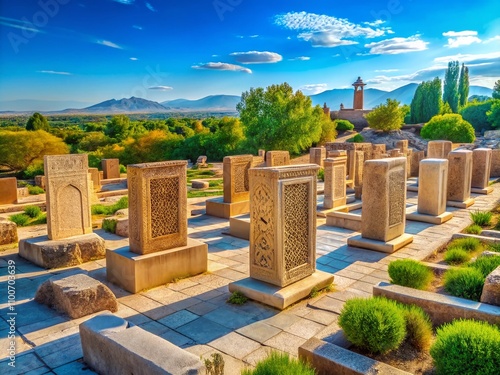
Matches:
[252,182,274,270]
[334,166,345,198]
[389,169,405,226]
[234,163,250,194]
[284,183,309,271]
[150,177,179,238]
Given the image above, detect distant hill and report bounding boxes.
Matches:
[162,95,241,111]
[0,99,92,112]
[83,97,167,113]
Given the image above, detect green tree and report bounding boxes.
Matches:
[458,63,470,108]
[0,130,69,172]
[318,115,337,145]
[443,61,460,113]
[237,83,323,154]
[104,115,131,140]
[460,100,495,132]
[409,78,442,123]
[365,98,404,131]
[487,100,500,128]
[26,112,49,131]
[493,80,500,100]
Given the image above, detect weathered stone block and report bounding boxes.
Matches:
[35,175,46,190]
[309,147,327,167]
[265,151,290,167]
[0,219,18,245]
[411,150,425,177]
[491,149,500,178]
[0,177,17,205]
[223,154,253,203]
[35,273,118,319]
[418,159,448,216]
[480,266,500,306]
[88,168,101,192]
[471,148,492,189]
[447,150,473,203]
[101,159,120,179]
[427,140,452,159]
[191,180,209,189]
[323,156,347,209]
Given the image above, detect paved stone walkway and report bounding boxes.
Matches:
[1,184,499,375]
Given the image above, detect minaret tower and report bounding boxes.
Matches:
[352,77,367,110]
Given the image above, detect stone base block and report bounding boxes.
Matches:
[406,184,418,192]
[325,211,361,231]
[35,273,118,319]
[19,233,105,269]
[80,313,204,375]
[471,186,494,195]
[106,238,208,293]
[447,197,475,208]
[229,214,250,240]
[205,197,250,219]
[406,210,453,225]
[347,233,413,253]
[228,271,334,310]
[317,196,356,218]
[0,219,18,245]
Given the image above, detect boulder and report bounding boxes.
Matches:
[0,219,18,245]
[191,180,209,189]
[35,273,118,319]
[115,217,129,237]
[480,266,500,306]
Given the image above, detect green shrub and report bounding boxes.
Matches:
[23,160,45,179]
[338,297,406,354]
[487,243,500,253]
[444,268,485,301]
[9,213,30,227]
[430,319,500,375]
[347,134,364,143]
[365,98,404,131]
[470,210,492,227]
[468,256,500,277]
[241,351,316,375]
[463,224,482,234]
[317,168,324,181]
[444,247,470,265]
[227,291,248,305]
[102,218,117,233]
[32,213,47,225]
[447,237,481,252]
[27,185,45,195]
[402,304,433,351]
[24,205,41,218]
[334,119,355,131]
[119,164,127,173]
[421,114,475,143]
[388,259,433,290]
[91,196,128,216]
[460,100,494,132]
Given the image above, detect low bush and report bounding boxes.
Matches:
[444,248,470,265]
[338,297,406,354]
[204,353,224,375]
[447,237,481,252]
[227,291,248,305]
[241,351,316,375]
[470,210,492,227]
[402,304,433,351]
[102,218,117,233]
[317,168,324,181]
[430,319,500,375]
[27,185,45,195]
[91,196,128,216]
[463,224,482,234]
[347,134,364,143]
[460,100,494,133]
[24,205,41,218]
[420,114,475,143]
[31,213,47,225]
[468,256,500,277]
[444,268,485,301]
[119,164,127,173]
[334,119,355,131]
[208,179,223,188]
[487,243,500,253]
[9,213,30,227]
[388,259,433,290]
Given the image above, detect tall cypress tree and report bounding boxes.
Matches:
[458,63,470,107]
[409,77,442,123]
[443,61,460,113]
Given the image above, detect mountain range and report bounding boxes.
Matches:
[0,85,493,114]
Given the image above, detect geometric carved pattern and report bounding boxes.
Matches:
[234,163,250,194]
[252,182,274,270]
[150,177,179,238]
[284,183,309,271]
[334,166,345,198]
[389,169,405,227]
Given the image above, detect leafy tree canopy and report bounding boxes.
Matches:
[26,112,49,131]
[365,98,404,131]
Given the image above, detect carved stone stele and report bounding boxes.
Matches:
[127,161,187,255]
[44,154,92,240]
[0,177,17,205]
[101,158,120,179]
[265,151,290,167]
[223,154,254,203]
[471,148,492,189]
[427,140,452,159]
[249,164,319,287]
[309,147,326,167]
[418,159,448,216]
[323,156,347,209]
[447,150,473,202]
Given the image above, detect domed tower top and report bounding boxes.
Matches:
[352,77,367,109]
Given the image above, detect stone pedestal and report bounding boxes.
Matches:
[205,198,250,219]
[88,168,101,192]
[471,148,493,194]
[490,149,500,178]
[35,175,46,190]
[411,150,425,177]
[102,159,120,179]
[371,144,386,160]
[265,151,290,167]
[309,147,326,167]
[427,140,452,159]
[447,150,475,208]
[0,177,17,205]
[347,158,413,253]
[323,156,347,209]
[229,214,250,240]
[406,159,453,225]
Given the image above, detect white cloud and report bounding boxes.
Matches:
[230,51,282,64]
[111,0,134,4]
[133,25,143,30]
[149,86,172,91]
[289,56,310,61]
[274,11,389,47]
[365,35,428,54]
[145,2,156,12]
[299,84,328,94]
[97,40,123,49]
[130,57,138,61]
[250,35,259,38]
[192,62,252,74]
[443,31,481,48]
[37,70,72,75]
[484,35,500,44]
[0,16,44,33]
[375,69,400,73]
[434,51,500,64]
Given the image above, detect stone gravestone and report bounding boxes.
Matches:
[35,175,46,190]
[490,149,500,178]
[371,144,386,160]
[447,150,475,208]
[88,168,101,192]
[0,177,17,205]
[348,157,413,253]
[229,165,333,310]
[471,148,493,194]
[309,147,326,167]
[265,151,290,167]
[106,161,207,293]
[427,140,452,159]
[323,155,347,209]
[406,159,453,224]
[19,154,105,268]
[101,158,120,179]
[411,150,425,177]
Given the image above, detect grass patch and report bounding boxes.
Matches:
[468,256,500,277]
[447,237,482,252]
[27,185,45,195]
[470,210,492,227]
[317,168,324,182]
[204,353,224,375]
[187,190,222,198]
[309,283,333,298]
[444,247,470,265]
[24,205,41,218]
[227,291,248,305]
[388,259,433,290]
[9,213,30,227]
[241,351,316,375]
[487,243,500,253]
[9,209,46,227]
[463,224,482,234]
[402,304,433,351]
[91,196,128,216]
[208,179,223,188]
[444,268,485,301]
[102,218,117,233]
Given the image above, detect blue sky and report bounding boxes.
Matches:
[1,0,499,109]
